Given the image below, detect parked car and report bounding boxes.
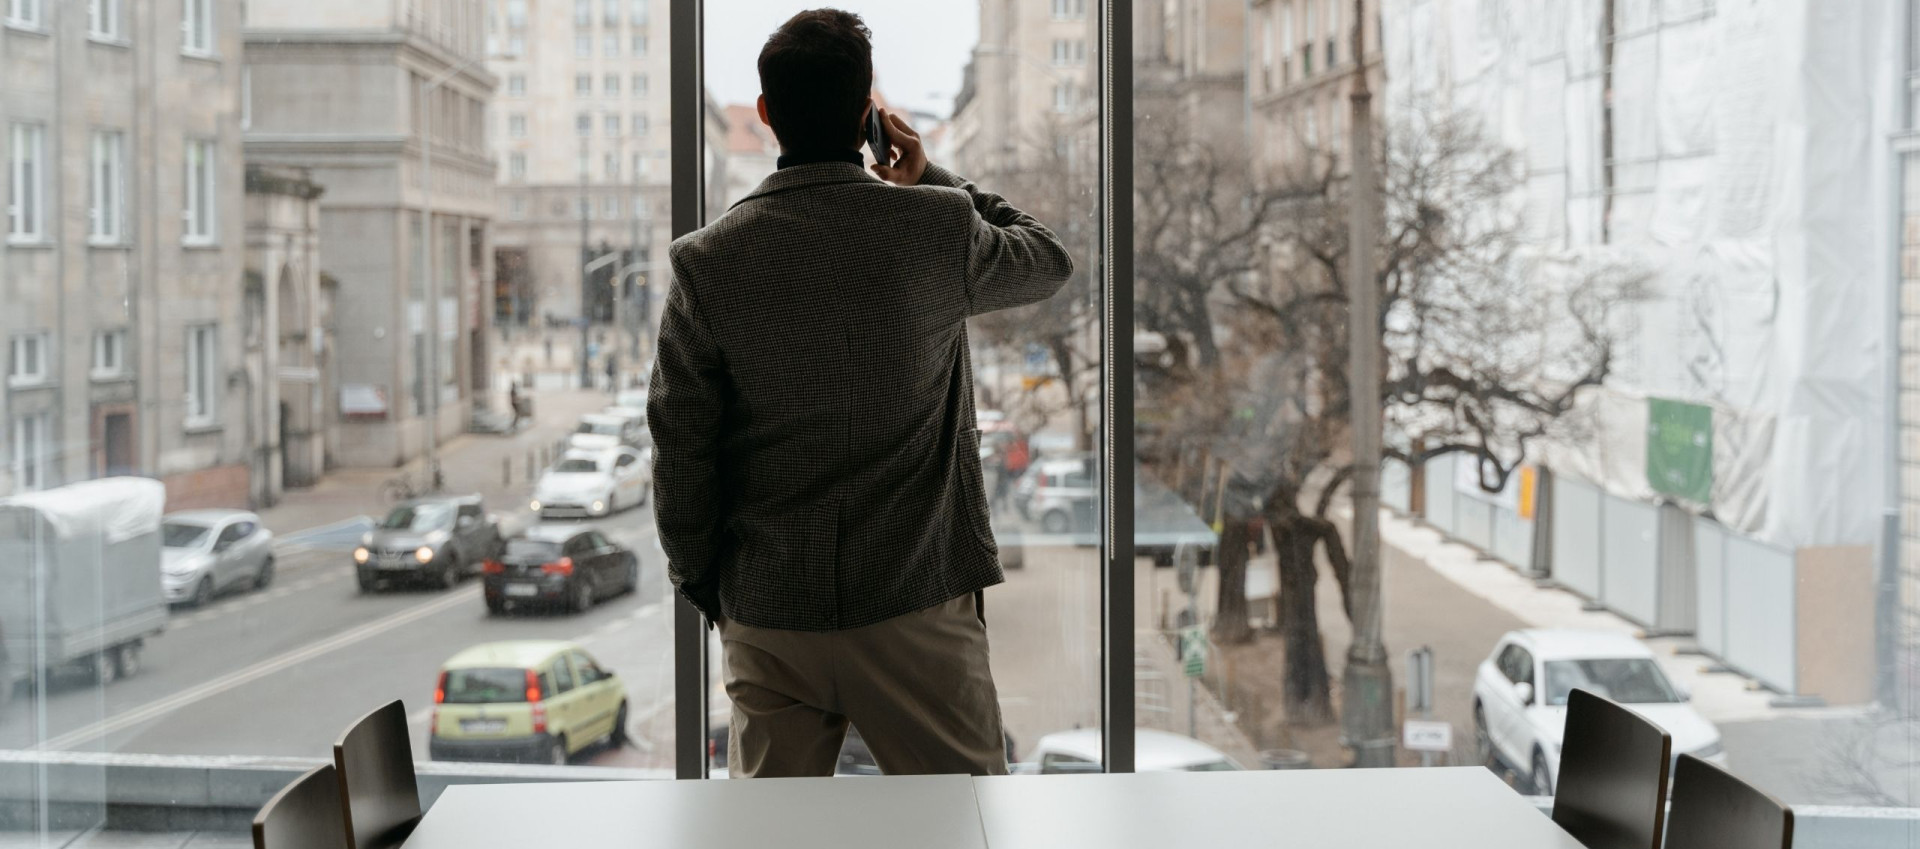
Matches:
[427,640,628,765]
[352,496,502,593]
[613,389,648,413]
[162,509,275,607]
[1472,629,1727,795]
[531,446,650,519]
[1026,728,1242,774]
[482,525,638,614]
[569,411,646,450]
[1013,453,1096,533]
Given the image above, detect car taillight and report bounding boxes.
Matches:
[481,559,504,574]
[524,668,543,702]
[542,557,574,576]
[531,703,547,735]
[434,671,447,704]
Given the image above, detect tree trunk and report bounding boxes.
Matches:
[1212,517,1254,645]
[1270,511,1335,725]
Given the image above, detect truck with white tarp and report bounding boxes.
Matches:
[0,478,169,703]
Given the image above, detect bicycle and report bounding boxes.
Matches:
[380,461,446,504]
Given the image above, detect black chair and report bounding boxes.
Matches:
[253,763,348,849]
[1664,753,1794,849]
[1551,688,1673,849]
[334,700,422,849]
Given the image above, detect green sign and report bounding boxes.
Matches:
[1647,398,1712,503]
[1180,627,1207,678]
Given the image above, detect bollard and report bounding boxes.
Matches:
[503,456,511,486]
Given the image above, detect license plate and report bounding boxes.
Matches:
[379,557,413,570]
[459,718,507,734]
[505,584,538,597]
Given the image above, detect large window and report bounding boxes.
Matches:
[9,332,48,387]
[5,0,41,28]
[10,411,50,491]
[8,122,44,242]
[91,328,126,379]
[90,130,125,244]
[182,138,216,244]
[88,0,121,40]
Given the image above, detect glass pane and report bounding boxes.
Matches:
[701,1,1102,777]
[0,0,678,840]
[1136,0,1917,812]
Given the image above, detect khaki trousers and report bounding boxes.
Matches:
[717,592,1009,778]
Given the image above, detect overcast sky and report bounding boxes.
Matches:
[704,1,979,119]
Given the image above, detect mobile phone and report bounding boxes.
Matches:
[866,107,891,168]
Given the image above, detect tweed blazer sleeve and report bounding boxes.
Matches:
[918,164,1076,315]
[646,250,726,621]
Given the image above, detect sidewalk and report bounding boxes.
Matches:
[257,387,618,540]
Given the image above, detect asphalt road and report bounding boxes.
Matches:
[0,499,677,769]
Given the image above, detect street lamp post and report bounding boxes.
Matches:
[1340,0,1395,768]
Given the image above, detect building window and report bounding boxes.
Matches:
[507,34,525,56]
[575,33,591,57]
[88,0,122,39]
[632,114,649,135]
[631,0,648,25]
[185,324,217,426]
[241,68,252,129]
[632,33,647,57]
[1075,39,1086,64]
[604,151,619,178]
[508,114,527,138]
[577,113,592,136]
[578,198,592,220]
[1053,82,1073,112]
[507,74,526,96]
[633,154,647,179]
[573,0,591,27]
[603,0,620,25]
[1050,0,1084,20]
[604,33,619,56]
[1052,39,1069,65]
[632,73,649,97]
[92,329,126,378]
[576,73,592,95]
[183,138,216,244]
[509,152,526,179]
[506,0,525,28]
[9,332,48,387]
[605,114,622,136]
[6,0,42,28]
[90,130,125,244]
[632,193,645,216]
[602,196,619,218]
[11,412,50,492]
[605,73,621,95]
[8,122,45,243]
[182,0,213,55]
[509,195,526,220]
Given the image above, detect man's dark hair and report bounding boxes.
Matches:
[758,9,872,153]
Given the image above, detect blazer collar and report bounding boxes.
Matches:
[734,162,881,208]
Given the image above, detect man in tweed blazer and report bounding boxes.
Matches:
[647,9,1072,778]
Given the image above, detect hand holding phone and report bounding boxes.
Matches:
[866,107,891,168]
[869,108,928,187]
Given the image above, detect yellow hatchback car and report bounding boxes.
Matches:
[427,640,628,765]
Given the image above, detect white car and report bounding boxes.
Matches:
[531,446,650,519]
[570,411,645,450]
[1026,728,1242,774]
[1472,629,1726,795]
[161,509,275,607]
[613,389,648,412]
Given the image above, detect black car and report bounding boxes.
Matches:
[353,496,503,592]
[483,526,638,615]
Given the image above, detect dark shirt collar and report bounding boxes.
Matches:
[776,148,864,170]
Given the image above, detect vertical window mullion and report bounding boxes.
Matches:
[1100,0,1136,775]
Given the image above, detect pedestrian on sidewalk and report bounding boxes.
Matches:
[650,9,1072,781]
[544,335,554,365]
[605,352,619,394]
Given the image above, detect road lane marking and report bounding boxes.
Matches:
[36,586,482,751]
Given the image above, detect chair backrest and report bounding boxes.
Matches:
[1551,688,1673,849]
[1664,754,1794,849]
[253,763,348,849]
[334,700,422,849]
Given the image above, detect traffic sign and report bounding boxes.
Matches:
[1180,626,1207,678]
[1402,720,1453,753]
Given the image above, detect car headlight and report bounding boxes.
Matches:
[591,499,607,513]
[1693,740,1724,759]
[415,546,435,563]
[530,499,542,511]
[353,547,370,565]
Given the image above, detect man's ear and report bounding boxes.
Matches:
[756,95,770,127]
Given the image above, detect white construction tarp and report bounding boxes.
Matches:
[1381,0,1899,550]
[0,477,167,543]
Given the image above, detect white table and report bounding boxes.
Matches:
[401,768,1583,849]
